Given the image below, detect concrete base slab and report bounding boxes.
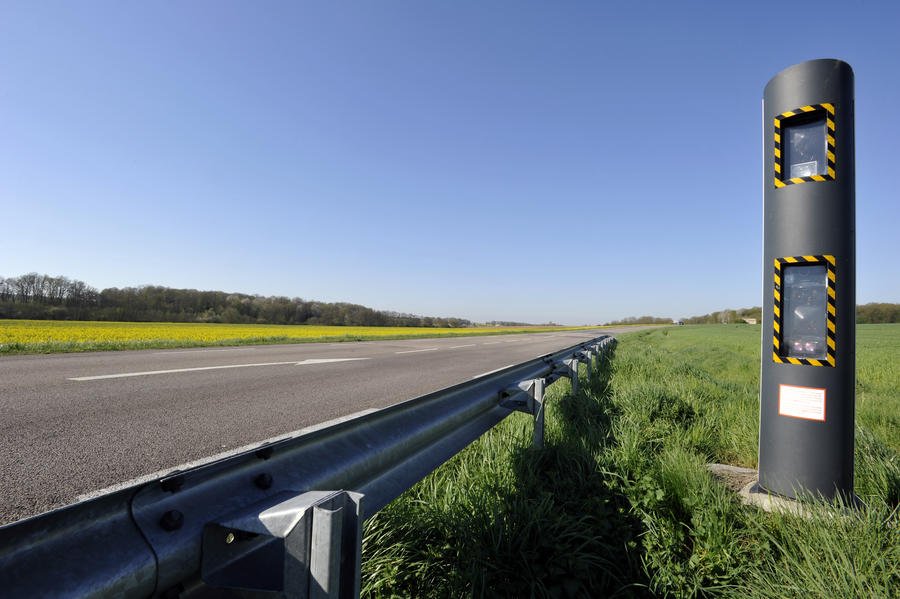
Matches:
[707,463,862,516]
[706,463,758,492]
[739,481,810,515]
[707,464,806,514]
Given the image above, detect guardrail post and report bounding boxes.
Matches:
[501,379,547,448]
[595,342,607,371]
[531,377,546,448]
[201,490,363,598]
[584,350,594,385]
[310,504,343,598]
[568,358,579,395]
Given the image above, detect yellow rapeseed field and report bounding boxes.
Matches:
[0,320,598,354]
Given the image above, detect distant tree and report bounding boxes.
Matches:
[683,303,900,325]
[0,272,477,328]
[857,303,900,324]
[604,315,673,325]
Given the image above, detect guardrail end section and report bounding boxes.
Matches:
[201,490,363,598]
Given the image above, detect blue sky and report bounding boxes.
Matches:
[2,2,898,324]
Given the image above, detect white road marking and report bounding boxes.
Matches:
[503,339,518,343]
[153,347,257,355]
[69,358,369,381]
[472,364,515,378]
[395,347,439,354]
[482,341,502,345]
[447,344,477,349]
[295,358,368,365]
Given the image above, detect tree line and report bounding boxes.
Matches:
[684,304,899,325]
[856,303,900,324]
[683,307,763,325]
[603,316,674,325]
[606,303,899,326]
[0,273,474,327]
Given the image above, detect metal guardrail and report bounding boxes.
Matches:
[0,335,616,598]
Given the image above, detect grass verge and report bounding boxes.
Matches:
[360,325,899,597]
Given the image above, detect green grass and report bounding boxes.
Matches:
[360,324,899,597]
[856,325,900,455]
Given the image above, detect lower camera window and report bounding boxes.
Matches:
[781,264,827,359]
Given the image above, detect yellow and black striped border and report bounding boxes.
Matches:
[773,255,836,367]
[774,103,835,188]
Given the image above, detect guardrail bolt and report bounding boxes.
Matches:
[159,509,184,532]
[254,472,274,490]
[255,447,274,460]
[225,532,236,544]
[160,474,185,493]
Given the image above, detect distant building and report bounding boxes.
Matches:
[742,318,758,325]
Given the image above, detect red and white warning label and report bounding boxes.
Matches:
[778,384,826,422]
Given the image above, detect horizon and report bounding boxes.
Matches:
[3,3,899,325]
[4,270,897,326]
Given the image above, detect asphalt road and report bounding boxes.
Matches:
[0,328,643,526]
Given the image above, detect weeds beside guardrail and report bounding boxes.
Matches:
[360,325,899,597]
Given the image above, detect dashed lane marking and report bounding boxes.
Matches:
[69,358,370,381]
[152,347,257,355]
